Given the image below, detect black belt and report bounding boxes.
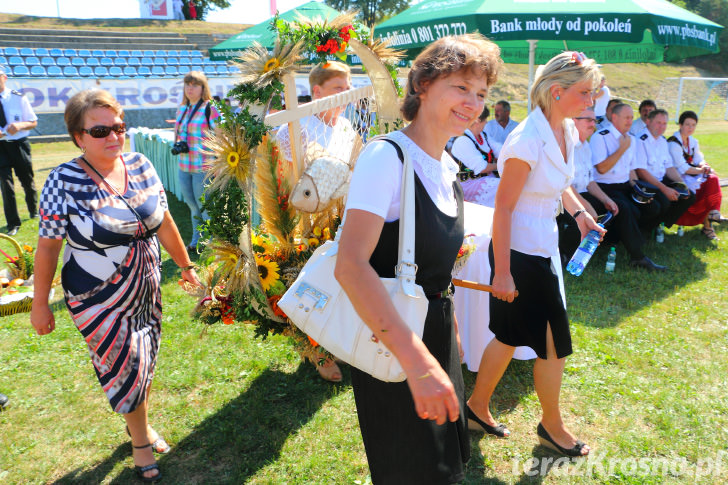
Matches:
[458,171,488,182]
[0,137,28,143]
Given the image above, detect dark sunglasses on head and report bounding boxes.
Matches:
[82,123,127,138]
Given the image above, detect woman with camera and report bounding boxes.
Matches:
[173,71,220,253]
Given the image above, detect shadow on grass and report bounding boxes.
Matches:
[54,365,340,484]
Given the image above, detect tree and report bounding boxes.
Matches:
[324,0,411,27]
[668,0,728,72]
[183,0,231,20]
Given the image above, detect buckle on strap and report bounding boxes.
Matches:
[395,261,418,277]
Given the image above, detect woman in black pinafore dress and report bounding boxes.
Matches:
[335,35,503,484]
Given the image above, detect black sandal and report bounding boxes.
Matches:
[127,425,171,454]
[133,443,162,482]
[536,423,589,457]
[466,405,510,438]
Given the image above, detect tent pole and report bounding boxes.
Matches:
[527,39,538,113]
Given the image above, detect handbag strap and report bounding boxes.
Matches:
[367,135,418,297]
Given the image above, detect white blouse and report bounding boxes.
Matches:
[345,130,459,222]
[498,106,577,258]
[572,140,594,194]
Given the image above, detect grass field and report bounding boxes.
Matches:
[0,120,727,484]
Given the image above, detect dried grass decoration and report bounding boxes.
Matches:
[231,40,303,88]
[203,122,254,193]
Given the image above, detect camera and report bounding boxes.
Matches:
[170,140,190,156]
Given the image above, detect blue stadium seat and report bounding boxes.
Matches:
[143,50,154,57]
[167,49,179,57]
[190,65,203,72]
[100,57,113,66]
[167,57,179,65]
[24,56,40,66]
[128,57,141,66]
[194,57,206,64]
[78,49,92,57]
[13,66,29,76]
[191,50,203,57]
[155,50,166,57]
[228,65,240,74]
[123,66,138,76]
[109,66,123,76]
[4,47,19,56]
[0,56,6,65]
[47,65,63,77]
[8,56,23,66]
[141,57,154,66]
[56,57,71,66]
[165,65,178,76]
[138,66,152,76]
[203,66,216,75]
[63,49,77,57]
[35,48,49,57]
[118,50,130,57]
[94,66,109,76]
[71,57,85,67]
[178,65,190,75]
[86,58,100,67]
[153,57,166,65]
[114,58,128,66]
[105,50,118,57]
[92,50,105,57]
[131,50,143,57]
[40,56,56,66]
[19,47,34,56]
[179,57,191,65]
[49,48,63,57]
[79,66,94,77]
[151,66,165,76]
[63,66,79,76]
[179,50,191,57]
[30,66,46,77]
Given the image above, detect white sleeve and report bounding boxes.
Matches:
[668,140,689,174]
[483,121,497,142]
[633,138,648,170]
[590,133,608,167]
[20,95,37,122]
[489,139,503,159]
[344,140,401,220]
[451,136,487,173]
[497,127,540,172]
[692,138,705,165]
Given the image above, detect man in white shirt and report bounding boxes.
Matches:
[634,108,694,229]
[483,100,518,145]
[629,99,656,136]
[0,66,38,236]
[593,77,610,124]
[591,103,666,271]
[596,97,621,131]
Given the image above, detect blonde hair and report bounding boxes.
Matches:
[401,34,502,122]
[308,61,351,91]
[531,52,601,116]
[182,71,212,104]
[65,89,124,148]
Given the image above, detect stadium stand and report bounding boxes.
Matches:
[13,66,29,76]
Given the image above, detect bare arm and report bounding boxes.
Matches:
[335,209,458,425]
[562,186,605,241]
[5,120,37,135]
[30,238,63,335]
[156,210,200,286]
[491,159,530,303]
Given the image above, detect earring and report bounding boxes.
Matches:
[81,146,86,153]
[555,95,561,101]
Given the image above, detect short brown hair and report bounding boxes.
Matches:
[308,61,351,91]
[182,71,212,104]
[65,89,124,148]
[401,34,502,122]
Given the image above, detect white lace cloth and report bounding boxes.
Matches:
[275,115,357,165]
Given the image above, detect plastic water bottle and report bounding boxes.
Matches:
[605,247,616,274]
[566,225,604,276]
[656,223,665,243]
[677,226,684,237]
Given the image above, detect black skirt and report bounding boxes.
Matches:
[488,242,573,359]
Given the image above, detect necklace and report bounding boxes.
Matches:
[81,156,126,195]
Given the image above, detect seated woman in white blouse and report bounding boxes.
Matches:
[448,105,502,208]
[335,35,503,483]
[467,52,604,457]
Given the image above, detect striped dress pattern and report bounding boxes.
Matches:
[39,153,167,414]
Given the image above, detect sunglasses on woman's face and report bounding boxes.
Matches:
[82,123,127,138]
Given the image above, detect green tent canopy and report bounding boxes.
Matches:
[209,1,342,61]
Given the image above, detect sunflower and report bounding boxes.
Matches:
[203,123,253,192]
[226,151,240,168]
[255,254,280,292]
[263,57,281,73]
[232,40,302,88]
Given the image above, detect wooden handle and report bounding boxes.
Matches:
[452,278,519,297]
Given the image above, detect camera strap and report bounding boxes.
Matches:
[175,99,204,141]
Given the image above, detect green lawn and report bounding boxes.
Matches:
[1,121,727,484]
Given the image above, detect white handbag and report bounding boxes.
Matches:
[278,135,428,382]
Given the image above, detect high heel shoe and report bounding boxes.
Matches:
[536,423,589,457]
[466,405,510,438]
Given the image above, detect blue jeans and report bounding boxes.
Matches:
[178,169,208,247]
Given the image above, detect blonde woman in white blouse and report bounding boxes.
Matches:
[467,52,605,457]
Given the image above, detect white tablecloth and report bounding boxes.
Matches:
[454,202,537,371]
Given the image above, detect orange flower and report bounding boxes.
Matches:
[308,335,320,347]
[268,294,287,318]
[222,314,234,325]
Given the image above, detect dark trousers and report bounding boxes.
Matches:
[557,192,614,259]
[647,177,696,229]
[0,138,36,228]
[597,182,646,260]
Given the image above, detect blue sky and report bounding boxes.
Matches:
[0,0,314,24]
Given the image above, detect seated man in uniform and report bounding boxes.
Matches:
[596,97,622,131]
[629,99,656,136]
[634,108,694,231]
[590,103,666,271]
